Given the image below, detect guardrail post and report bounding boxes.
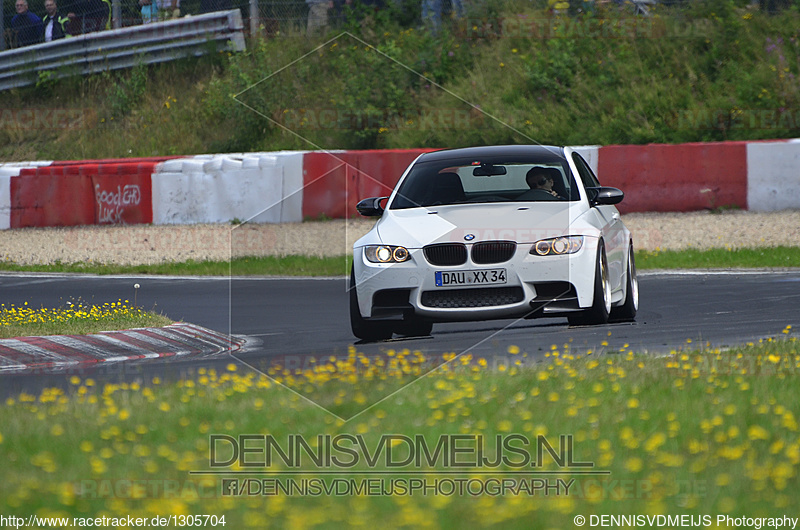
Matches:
[1,0,5,52]
[112,0,121,28]
[249,0,259,37]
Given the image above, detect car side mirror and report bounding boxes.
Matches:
[356,197,389,217]
[587,187,624,206]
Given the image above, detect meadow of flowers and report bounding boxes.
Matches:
[1,329,798,528]
[0,300,172,339]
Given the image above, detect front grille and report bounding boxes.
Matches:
[471,241,516,264]
[421,287,525,309]
[424,243,467,266]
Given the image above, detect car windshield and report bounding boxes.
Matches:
[390,154,579,209]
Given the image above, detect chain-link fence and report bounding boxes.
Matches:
[5,0,800,50]
[1,0,310,48]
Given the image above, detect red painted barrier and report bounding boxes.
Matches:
[10,162,155,228]
[49,156,180,166]
[597,142,749,213]
[98,164,119,175]
[10,173,95,228]
[117,163,140,175]
[79,164,100,177]
[91,173,152,225]
[302,149,432,219]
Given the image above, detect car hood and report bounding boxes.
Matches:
[375,203,582,248]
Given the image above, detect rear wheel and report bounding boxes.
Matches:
[568,242,611,326]
[610,244,638,322]
[350,266,395,341]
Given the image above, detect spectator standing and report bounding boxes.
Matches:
[421,0,441,32]
[139,0,158,22]
[94,0,111,30]
[10,0,44,47]
[422,0,464,33]
[67,0,110,32]
[157,0,180,20]
[42,0,69,41]
[306,0,333,36]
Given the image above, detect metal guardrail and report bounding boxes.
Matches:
[0,9,246,92]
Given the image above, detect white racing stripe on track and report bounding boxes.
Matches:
[147,327,228,354]
[43,335,117,360]
[177,323,229,340]
[167,324,233,345]
[112,331,178,351]
[0,278,61,287]
[0,355,27,372]
[88,334,168,358]
[0,339,76,364]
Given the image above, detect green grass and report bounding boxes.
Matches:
[1,336,798,526]
[0,255,354,277]
[636,246,800,270]
[3,1,800,161]
[0,300,173,339]
[0,248,795,277]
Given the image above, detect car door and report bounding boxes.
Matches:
[571,152,625,292]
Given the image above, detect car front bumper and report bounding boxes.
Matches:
[353,238,600,322]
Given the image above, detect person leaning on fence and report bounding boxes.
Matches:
[306,0,333,36]
[42,0,70,41]
[139,0,158,23]
[10,0,44,47]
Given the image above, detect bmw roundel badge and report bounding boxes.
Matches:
[464,234,475,241]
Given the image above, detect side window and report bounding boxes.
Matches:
[572,153,600,188]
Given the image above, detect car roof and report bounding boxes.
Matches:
[418,145,566,163]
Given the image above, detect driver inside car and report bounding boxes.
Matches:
[521,167,565,200]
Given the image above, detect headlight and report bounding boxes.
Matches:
[365,245,411,263]
[530,236,583,256]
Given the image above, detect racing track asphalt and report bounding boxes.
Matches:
[1,270,799,397]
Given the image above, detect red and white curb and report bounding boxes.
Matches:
[0,323,244,374]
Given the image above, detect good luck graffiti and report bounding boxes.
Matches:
[94,183,142,224]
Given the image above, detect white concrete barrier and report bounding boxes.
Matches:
[572,145,601,175]
[0,174,10,230]
[747,140,800,211]
[151,152,305,225]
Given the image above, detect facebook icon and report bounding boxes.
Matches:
[221,479,239,496]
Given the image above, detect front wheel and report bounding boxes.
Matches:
[350,266,394,341]
[610,244,638,322]
[568,242,611,326]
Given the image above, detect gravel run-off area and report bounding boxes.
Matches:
[0,211,798,266]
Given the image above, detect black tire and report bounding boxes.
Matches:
[610,244,638,322]
[350,266,394,341]
[568,241,611,326]
[396,317,433,338]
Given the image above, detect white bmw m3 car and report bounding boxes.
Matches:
[350,145,638,341]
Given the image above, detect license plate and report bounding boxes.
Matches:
[435,269,507,287]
